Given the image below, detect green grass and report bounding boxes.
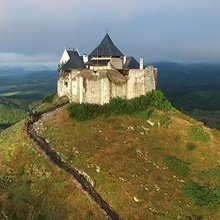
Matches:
[0,103,27,125]
[34,95,69,112]
[164,155,191,177]
[0,121,104,219]
[187,125,210,143]
[183,181,220,207]
[200,167,220,183]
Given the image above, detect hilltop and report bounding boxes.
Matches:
[1,92,220,219]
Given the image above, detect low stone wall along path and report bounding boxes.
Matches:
[26,103,119,220]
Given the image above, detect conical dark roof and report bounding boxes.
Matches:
[89,34,124,57]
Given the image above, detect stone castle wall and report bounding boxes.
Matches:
[57,66,157,105]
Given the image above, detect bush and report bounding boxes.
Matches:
[186,143,196,151]
[108,97,132,115]
[182,181,220,207]
[146,90,173,111]
[164,155,191,177]
[187,125,210,143]
[68,90,173,121]
[68,103,105,121]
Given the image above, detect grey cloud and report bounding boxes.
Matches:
[0,0,220,63]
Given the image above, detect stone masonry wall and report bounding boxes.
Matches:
[57,66,157,105]
[57,73,72,99]
[126,67,157,99]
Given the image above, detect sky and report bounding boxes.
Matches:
[0,0,220,64]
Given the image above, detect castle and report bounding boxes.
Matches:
[57,33,157,105]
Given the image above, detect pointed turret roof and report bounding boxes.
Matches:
[89,33,124,57]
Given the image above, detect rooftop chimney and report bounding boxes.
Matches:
[140,58,144,70]
[83,54,88,63]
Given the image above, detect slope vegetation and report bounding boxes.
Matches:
[1,92,220,219]
[0,121,105,219]
[35,100,220,219]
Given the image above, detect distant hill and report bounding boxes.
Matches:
[151,62,220,129]
[153,62,220,90]
[0,69,57,131]
[0,70,57,101]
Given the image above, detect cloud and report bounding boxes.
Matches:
[0,0,220,63]
[0,52,58,62]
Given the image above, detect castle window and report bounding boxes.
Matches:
[64,81,68,87]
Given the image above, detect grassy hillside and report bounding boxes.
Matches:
[1,92,220,219]
[0,98,28,130]
[0,121,105,219]
[34,104,220,219]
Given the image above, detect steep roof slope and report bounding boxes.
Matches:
[63,54,85,70]
[123,56,140,69]
[89,34,124,57]
[66,50,79,57]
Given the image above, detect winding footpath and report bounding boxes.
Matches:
[26,103,119,220]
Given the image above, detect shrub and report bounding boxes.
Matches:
[146,90,173,111]
[182,181,220,207]
[164,155,191,177]
[68,103,105,121]
[187,125,210,143]
[186,143,196,151]
[68,90,173,121]
[108,97,132,115]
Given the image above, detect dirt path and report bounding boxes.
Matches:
[26,103,119,220]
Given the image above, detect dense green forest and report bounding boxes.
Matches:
[154,62,220,129]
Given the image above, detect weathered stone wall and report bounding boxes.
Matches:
[111,83,127,99]
[57,73,72,99]
[84,79,101,104]
[110,58,123,69]
[70,76,80,103]
[127,67,157,99]
[57,66,157,105]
